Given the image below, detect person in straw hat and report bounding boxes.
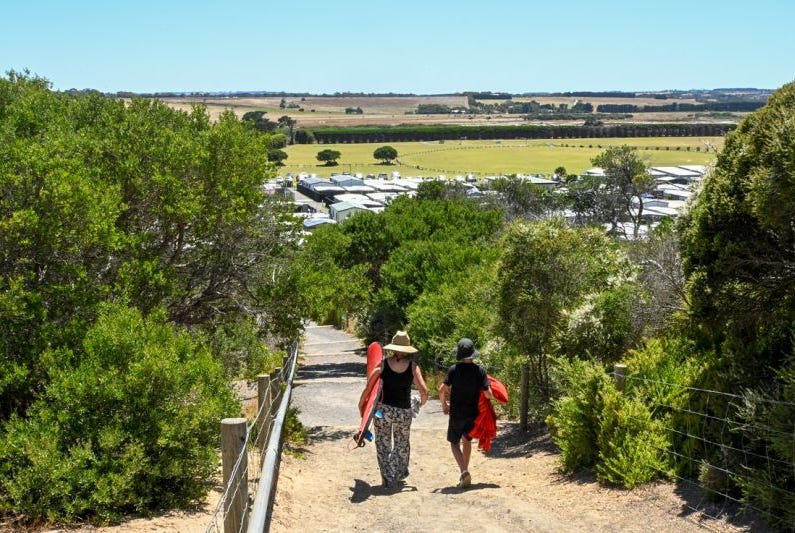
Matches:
[358,330,428,488]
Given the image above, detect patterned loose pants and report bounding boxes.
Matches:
[373,403,413,485]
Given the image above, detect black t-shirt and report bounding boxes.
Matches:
[381,359,414,409]
[444,362,489,419]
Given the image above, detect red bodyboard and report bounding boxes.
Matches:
[353,342,383,447]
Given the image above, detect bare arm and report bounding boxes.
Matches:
[412,363,429,406]
[483,385,494,400]
[358,366,382,416]
[438,382,451,415]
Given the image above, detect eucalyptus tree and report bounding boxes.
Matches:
[590,145,653,238]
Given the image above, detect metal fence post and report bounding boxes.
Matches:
[257,375,272,452]
[221,417,248,533]
[614,363,627,392]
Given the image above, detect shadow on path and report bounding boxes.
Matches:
[672,479,770,531]
[432,482,500,494]
[298,361,365,380]
[350,479,418,503]
[487,421,557,459]
[306,426,353,442]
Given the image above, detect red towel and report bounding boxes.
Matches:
[469,375,509,452]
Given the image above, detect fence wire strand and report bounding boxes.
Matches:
[616,371,795,530]
[206,342,298,533]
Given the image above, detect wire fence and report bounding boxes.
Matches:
[205,341,299,533]
[616,368,795,530]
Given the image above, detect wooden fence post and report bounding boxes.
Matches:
[221,417,248,533]
[614,364,627,392]
[520,364,529,431]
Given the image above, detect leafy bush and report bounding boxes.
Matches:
[596,387,671,487]
[547,344,681,487]
[557,284,638,365]
[0,304,239,524]
[204,317,283,380]
[546,358,611,471]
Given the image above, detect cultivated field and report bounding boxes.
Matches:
[159,94,746,128]
[279,137,724,178]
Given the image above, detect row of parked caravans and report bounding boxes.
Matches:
[295,174,486,229]
[294,164,708,232]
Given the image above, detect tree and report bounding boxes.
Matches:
[496,219,633,427]
[0,304,237,522]
[277,115,297,144]
[591,145,653,238]
[373,145,398,165]
[316,149,341,166]
[293,129,314,144]
[489,175,561,221]
[267,148,288,165]
[680,80,795,379]
[677,81,795,524]
[241,110,277,132]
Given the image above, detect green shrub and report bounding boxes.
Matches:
[0,303,239,524]
[546,358,611,471]
[596,387,671,487]
[204,317,283,380]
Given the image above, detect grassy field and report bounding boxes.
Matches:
[279,137,723,178]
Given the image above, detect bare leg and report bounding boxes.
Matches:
[450,441,466,472]
[462,438,472,472]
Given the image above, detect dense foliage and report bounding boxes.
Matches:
[0,72,301,523]
[0,304,237,522]
[547,81,795,526]
[497,219,637,407]
[676,80,795,525]
[299,123,734,144]
[294,194,503,348]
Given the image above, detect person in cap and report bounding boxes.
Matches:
[438,338,493,488]
[358,330,428,488]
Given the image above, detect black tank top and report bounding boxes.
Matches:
[381,359,414,409]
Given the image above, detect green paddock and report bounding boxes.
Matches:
[280,137,723,178]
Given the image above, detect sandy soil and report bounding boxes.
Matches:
[269,420,756,533]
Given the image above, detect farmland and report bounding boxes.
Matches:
[279,137,723,178]
[158,93,752,128]
[158,94,733,177]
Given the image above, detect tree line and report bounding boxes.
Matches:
[596,101,765,113]
[301,123,734,144]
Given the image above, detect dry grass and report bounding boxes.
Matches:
[155,95,745,128]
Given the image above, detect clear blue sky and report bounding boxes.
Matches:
[2,0,793,94]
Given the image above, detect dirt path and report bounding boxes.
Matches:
[270,325,753,533]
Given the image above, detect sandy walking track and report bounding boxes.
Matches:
[269,325,753,533]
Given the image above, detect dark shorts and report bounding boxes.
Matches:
[447,417,475,443]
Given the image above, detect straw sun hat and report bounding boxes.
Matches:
[383,330,418,355]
